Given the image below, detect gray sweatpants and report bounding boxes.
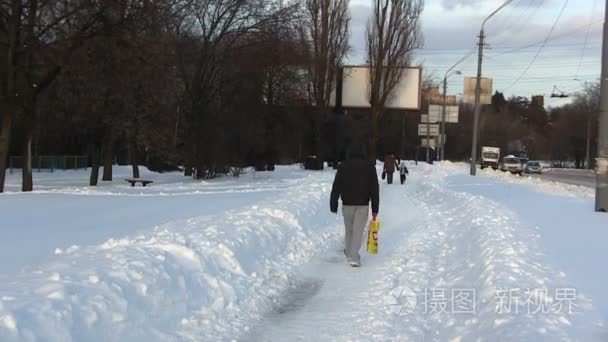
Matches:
[342,205,369,263]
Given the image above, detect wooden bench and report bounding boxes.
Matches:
[125,179,154,187]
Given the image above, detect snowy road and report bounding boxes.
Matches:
[529,169,596,188]
[1,163,607,341]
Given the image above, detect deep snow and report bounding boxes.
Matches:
[0,167,303,274]
[0,163,607,341]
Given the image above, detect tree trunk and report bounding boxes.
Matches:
[89,143,100,186]
[21,121,34,192]
[102,133,113,181]
[132,163,140,179]
[313,110,323,168]
[1,0,22,193]
[370,108,380,161]
[128,137,140,178]
[400,115,406,159]
[0,109,13,193]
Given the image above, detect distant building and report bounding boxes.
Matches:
[531,95,544,108]
[424,87,457,106]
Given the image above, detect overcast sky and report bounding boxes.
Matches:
[348,0,603,107]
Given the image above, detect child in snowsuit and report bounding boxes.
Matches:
[399,161,409,184]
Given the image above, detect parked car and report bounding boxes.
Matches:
[500,155,523,175]
[539,161,552,171]
[524,160,542,174]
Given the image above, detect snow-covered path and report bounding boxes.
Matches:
[1,163,607,341]
[251,182,420,341]
[251,164,606,341]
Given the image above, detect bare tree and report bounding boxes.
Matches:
[366,0,423,159]
[174,0,290,177]
[300,0,350,162]
[574,82,600,169]
[0,0,100,192]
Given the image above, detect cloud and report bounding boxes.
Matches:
[441,0,483,10]
[348,4,371,62]
[440,0,550,10]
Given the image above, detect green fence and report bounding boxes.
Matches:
[8,156,88,173]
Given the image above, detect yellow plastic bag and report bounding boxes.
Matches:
[366,219,380,254]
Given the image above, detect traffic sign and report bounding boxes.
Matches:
[421,113,439,123]
[418,124,439,136]
[429,104,459,123]
[421,138,436,148]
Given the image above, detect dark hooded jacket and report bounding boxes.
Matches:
[330,145,380,214]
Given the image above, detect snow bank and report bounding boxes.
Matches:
[0,170,342,341]
[0,166,309,274]
[440,162,595,199]
[399,175,601,340]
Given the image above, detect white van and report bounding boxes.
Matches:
[500,155,523,175]
[481,146,500,170]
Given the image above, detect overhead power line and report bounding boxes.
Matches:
[416,41,601,52]
[415,44,601,56]
[492,0,545,46]
[502,0,570,92]
[575,0,600,79]
[446,75,599,85]
[487,20,602,57]
[484,0,522,39]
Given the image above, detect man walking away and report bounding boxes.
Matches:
[330,143,380,267]
[383,153,398,184]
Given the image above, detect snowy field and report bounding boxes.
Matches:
[0,163,607,341]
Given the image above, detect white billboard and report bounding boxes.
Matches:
[429,104,459,123]
[463,77,492,105]
[333,66,422,110]
[418,124,439,136]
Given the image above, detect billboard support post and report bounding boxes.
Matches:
[426,112,431,163]
[441,70,461,161]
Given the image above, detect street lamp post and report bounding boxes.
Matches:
[470,0,514,176]
[441,70,461,161]
[596,0,608,212]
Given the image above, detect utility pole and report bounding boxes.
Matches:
[441,70,461,161]
[441,77,448,161]
[470,31,484,176]
[470,0,514,176]
[595,0,608,212]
